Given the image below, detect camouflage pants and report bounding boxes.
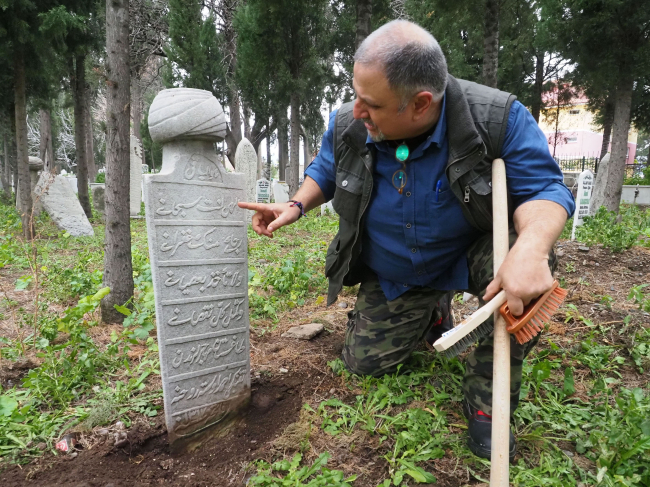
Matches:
[342,232,557,414]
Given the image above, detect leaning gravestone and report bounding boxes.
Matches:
[144,88,250,451]
[234,138,257,220]
[34,173,94,236]
[571,169,594,240]
[256,179,271,203]
[130,135,143,216]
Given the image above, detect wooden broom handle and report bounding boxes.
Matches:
[490,158,511,485]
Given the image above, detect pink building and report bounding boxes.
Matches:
[538,88,637,164]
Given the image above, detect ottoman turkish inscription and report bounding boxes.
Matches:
[144,88,250,449]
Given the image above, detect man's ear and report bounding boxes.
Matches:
[411,91,434,120]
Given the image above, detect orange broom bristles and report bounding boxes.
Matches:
[500,280,568,344]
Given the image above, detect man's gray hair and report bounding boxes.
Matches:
[354,20,448,111]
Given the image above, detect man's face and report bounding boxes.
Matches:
[352,62,409,142]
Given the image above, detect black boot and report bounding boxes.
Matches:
[463,400,516,461]
[425,291,454,347]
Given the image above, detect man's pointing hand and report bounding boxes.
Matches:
[238,201,302,238]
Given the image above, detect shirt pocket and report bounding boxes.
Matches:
[423,178,463,242]
[332,168,364,222]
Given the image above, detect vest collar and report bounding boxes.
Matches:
[445,75,484,161]
[340,74,484,162]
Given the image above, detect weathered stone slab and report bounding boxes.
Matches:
[130,136,143,216]
[235,138,257,220]
[34,173,94,236]
[281,323,324,340]
[90,183,106,220]
[272,180,289,203]
[144,88,249,451]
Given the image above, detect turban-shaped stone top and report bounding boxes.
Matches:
[148,88,227,144]
[28,156,44,170]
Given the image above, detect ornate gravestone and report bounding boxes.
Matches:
[571,170,594,240]
[256,179,271,203]
[144,88,250,451]
[131,135,144,216]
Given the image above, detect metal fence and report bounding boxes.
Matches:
[555,154,600,173]
[555,154,648,180]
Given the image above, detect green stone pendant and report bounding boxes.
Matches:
[396,143,409,162]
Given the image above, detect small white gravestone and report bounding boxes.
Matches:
[320,201,334,216]
[144,88,249,451]
[34,173,94,236]
[571,169,594,240]
[130,136,144,216]
[234,138,258,219]
[256,179,271,204]
[272,180,290,203]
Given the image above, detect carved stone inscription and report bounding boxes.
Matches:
[144,88,249,448]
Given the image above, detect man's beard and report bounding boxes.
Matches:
[363,118,386,142]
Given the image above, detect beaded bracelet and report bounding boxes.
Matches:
[288,200,306,219]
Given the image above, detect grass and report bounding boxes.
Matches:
[564,205,650,252]
[1,198,649,485]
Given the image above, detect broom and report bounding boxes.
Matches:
[432,159,568,484]
[490,157,512,485]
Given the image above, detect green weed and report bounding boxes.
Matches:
[249,452,357,486]
[574,206,650,252]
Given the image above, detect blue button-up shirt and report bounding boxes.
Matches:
[305,97,575,301]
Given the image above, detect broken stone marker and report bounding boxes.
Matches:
[144,88,250,451]
[34,172,94,236]
[281,323,324,340]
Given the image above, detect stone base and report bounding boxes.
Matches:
[168,389,250,453]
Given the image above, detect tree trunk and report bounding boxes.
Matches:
[355,0,372,49]
[482,0,499,89]
[10,133,17,194]
[39,109,54,172]
[531,52,544,123]
[72,54,93,218]
[1,133,10,191]
[288,92,300,196]
[102,0,134,323]
[14,52,34,239]
[85,87,98,181]
[278,110,288,181]
[243,103,252,140]
[227,95,242,167]
[591,76,633,214]
[301,125,312,168]
[599,100,614,161]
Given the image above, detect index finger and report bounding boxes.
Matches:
[238,201,272,212]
